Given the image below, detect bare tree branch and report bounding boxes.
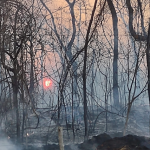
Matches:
[126,0,147,41]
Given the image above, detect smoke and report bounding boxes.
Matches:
[0,137,20,150]
[65,144,79,150]
[69,144,79,150]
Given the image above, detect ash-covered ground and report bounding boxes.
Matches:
[1,104,150,150]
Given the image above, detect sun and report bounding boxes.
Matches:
[43,78,52,89]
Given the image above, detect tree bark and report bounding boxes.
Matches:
[83,0,98,140]
[146,23,150,107]
[58,126,64,150]
[107,0,119,107]
[126,0,147,40]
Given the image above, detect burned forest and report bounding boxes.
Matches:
[0,0,150,150]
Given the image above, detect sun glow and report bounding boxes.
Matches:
[43,78,52,89]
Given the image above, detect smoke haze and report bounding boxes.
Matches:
[0,138,19,150]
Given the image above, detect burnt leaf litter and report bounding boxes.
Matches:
[22,133,150,150]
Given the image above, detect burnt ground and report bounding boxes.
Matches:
[3,104,150,150]
[20,107,150,150]
[22,133,150,150]
[97,134,150,150]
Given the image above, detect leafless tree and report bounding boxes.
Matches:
[0,0,39,143]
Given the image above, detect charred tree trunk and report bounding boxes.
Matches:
[126,0,147,41]
[107,0,119,108]
[83,0,98,140]
[146,23,150,108]
[29,39,35,109]
[146,23,150,135]
[123,104,131,135]
[12,72,20,143]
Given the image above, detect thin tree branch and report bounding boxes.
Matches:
[126,0,147,41]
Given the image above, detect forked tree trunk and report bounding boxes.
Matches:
[123,104,131,135]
